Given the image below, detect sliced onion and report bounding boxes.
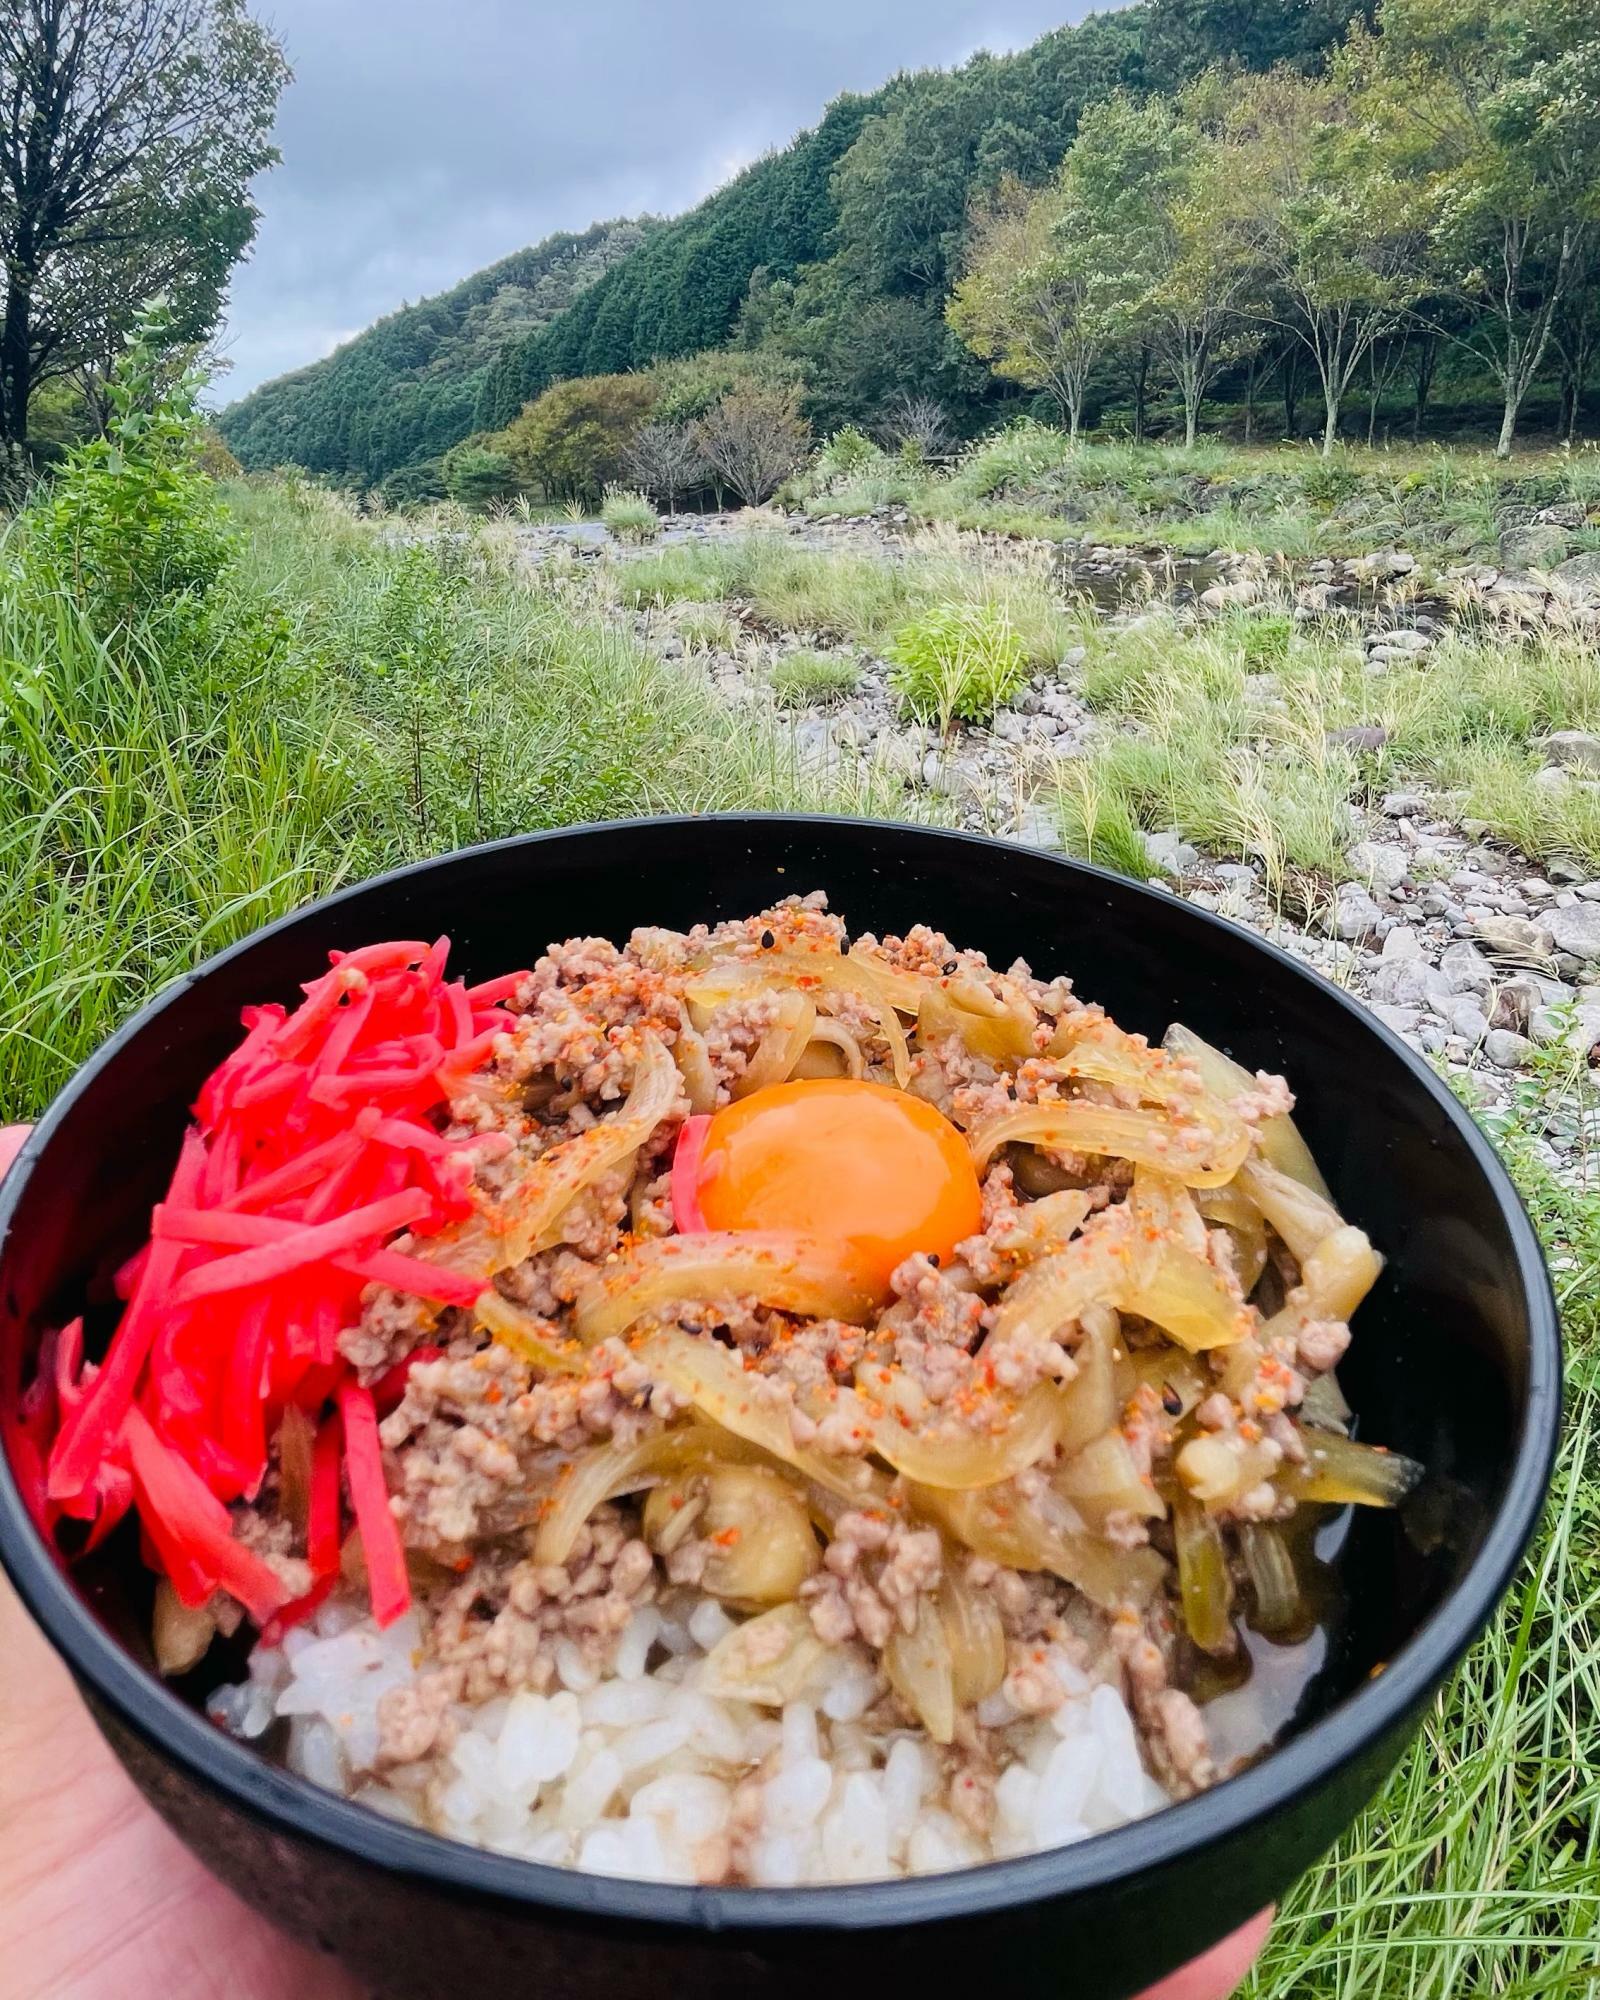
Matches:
[1174,1495,1236,1655]
[1236,1158,1344,1266]
[533,1429,678,1566]
[672,1022,720,1115]
[1197,1182,1269,1295]
[1124,1244,1252,1352]
[1282,1430,1422,1507]
[792,1019,866,1080]
[917,980,1036,1064]
[1164,1023,1330,1198]
[1055,1306,1121,1459]
[425,1032,680,1279]
[845,1379,1063,1489]
[988,1219,1147,1351]
[1054,1431,1166,1532]
[909,1481,1167,1610]
[1128,1343,1209,1421]
[969,1098,1250,1188]
[637,1328,880,1502]
[734,990,817,1097]
[885,1592,956,1744]
[939,1569,1007,1706]
[699,1602,829,1707]
[1298,1369,1352,1432]
[685,952,911,1086]
[1239,1522,1303,1638]
[574,1231,883,1345]
[475,1289,588,1374]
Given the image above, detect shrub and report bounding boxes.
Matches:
[27,304,235,637]
[378,459,448,508]
[770,649,861,708]
[887,601,1029,726]
[601,487,660,543]
[444,444,519,510]
[814,426,878,487]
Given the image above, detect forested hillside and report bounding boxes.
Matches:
[223,1,1354,485]
[219,217,654,487]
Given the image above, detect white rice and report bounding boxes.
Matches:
[209,1594,1171,1885]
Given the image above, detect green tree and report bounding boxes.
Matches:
[947,167,1143,441]
[496,373,656,502]
[692,382,810,506]
[0,0,288,470]
[1349,0,1600,456]
[1221,68,1424,455]
[443,443,519,509]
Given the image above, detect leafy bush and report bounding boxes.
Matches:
[27,305,236,636]
[444,444,520,509]
[814,426,879,487]
[770,648,861,707]
[601,487,660,542]
[1299,451,1364,508]
[378,459,448,508]
[887,600,1029,725]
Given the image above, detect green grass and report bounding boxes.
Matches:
[1253,1051,1600,1998]
[600,488,660,543]
[0,483,914,1120]
[887,599,1029,727]
[768,648,861,708]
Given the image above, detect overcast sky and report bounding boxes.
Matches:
[220,2,1107,402]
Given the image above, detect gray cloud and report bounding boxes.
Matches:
[220,1,1107,400]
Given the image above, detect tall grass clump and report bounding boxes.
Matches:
[888,601,1029,727]
[600,487,659,543]
[769,648,861,708]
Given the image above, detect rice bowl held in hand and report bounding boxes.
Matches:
[15,891,1421,1889]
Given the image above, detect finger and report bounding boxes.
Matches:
[1132,1908,1275,2000]
[1,1497,365,1998]
[0,1123,30,1180]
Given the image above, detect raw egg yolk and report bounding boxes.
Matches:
[696,1078,983,1287]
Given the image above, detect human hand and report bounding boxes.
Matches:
[0,1123,1266,1999]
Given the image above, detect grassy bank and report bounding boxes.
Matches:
[0,480,904,1121]
[798,429,1600,567]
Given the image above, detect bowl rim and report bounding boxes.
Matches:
[0,812,1562,1933]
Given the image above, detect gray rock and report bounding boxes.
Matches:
[1369,959,1430,1007]
[1347,840,1409,894]
[1529,1005,1568,1047]
[1546,902,1600,961]
[1447,997,1491,1044]
[1060,646,1089,670]
[1553,550,1600,601]
[1333,884,1383,940]
[1213,862,1259,888]
[1547,853,1589,883]
[1326,725,1390,753]
[1382,924,1423,961]
[1484,1028,1532,1069]
[1370,1003,1421,1036]
[1143,828,1200,876]
[1381,790,1431,819]
[1473,914,1556,965]
[1376,627,1431,653]
[1439,939,1495,996]
[1351,549,1416,582]
[1006,802,1064,851]
[1541,730,1600,774]
[875,733,927,784]
[1499,523,1571,571]
[1490,976,1544,1032]
[991,710,1029,745]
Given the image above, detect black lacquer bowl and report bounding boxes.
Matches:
[0,816,1561,2000]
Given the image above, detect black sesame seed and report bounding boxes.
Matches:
[943,960,958,975]
[926,1252,941,1268]
[1161,1383,1183,1416]
[840,935,850,954]
[760,929,775,949]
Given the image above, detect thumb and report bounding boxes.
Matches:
[0,1125,29,1180]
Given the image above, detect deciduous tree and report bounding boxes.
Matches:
[692,382,809,506]
[0,0,288,467]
